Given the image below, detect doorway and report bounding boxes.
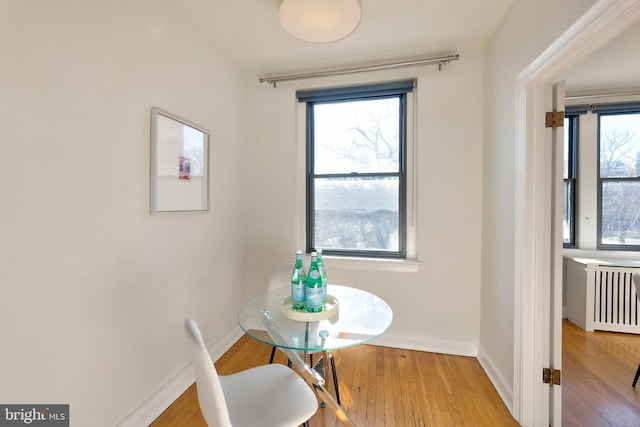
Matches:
[558,17,640,425]
[515,1,640,425]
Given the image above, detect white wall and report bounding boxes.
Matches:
[243,49,485,356]
[0,1,247,425]
[481,0,597,411]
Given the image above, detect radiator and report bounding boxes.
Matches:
[565,258,640,334]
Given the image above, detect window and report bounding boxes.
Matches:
[598,110,640,249]
[563,115,578,247]
[297,80,414,258]
[565,102,640,251]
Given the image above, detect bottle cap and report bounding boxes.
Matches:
[295,249,302,255]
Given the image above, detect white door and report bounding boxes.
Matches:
[549,80,565,426]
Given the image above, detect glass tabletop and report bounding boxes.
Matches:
[238,284,393,352]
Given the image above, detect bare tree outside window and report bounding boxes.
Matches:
[314,99,399,173]
[599,113,640,246]
[311,96,403,254]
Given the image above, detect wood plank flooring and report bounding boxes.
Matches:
[562,319,640,426]
[151,335,517,427]
[151,321,640,426]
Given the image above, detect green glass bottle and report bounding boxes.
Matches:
[305,252,323,313]
[291,250,306,310]
[316,248,327,307]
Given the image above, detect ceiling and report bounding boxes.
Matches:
[167,0,640,93]
[561,19,640,94]
[168,0,513,75]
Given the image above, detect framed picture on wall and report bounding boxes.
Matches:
[150,107,209,213]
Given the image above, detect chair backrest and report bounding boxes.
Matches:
[184,317,233,427]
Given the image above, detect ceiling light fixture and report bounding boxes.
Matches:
[279,0,362,44]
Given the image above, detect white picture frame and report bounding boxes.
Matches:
[150,107,209,213]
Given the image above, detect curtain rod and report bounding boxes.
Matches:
[258,54,460,87]
[566,90,640,101]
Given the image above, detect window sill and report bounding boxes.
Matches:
[311,255,421,273]
[563,248,640,262]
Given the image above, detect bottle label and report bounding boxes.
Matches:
[306,286,323,308]
[291,282,305,303]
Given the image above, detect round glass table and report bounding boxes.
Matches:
[238,284,393,353]
[238,284,391,421]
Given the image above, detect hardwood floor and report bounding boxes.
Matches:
[151,335,517,427]
[152,321,640,426]
[562,319,640,426]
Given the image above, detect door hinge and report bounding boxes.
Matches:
[542,367,562,386]
[545,111,564,128]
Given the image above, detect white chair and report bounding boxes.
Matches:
[184,317,318,426]
[633,274,640,387]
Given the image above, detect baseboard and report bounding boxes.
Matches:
[116,326,243,427]
[476,343,513,414]
[369,333,478,357]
